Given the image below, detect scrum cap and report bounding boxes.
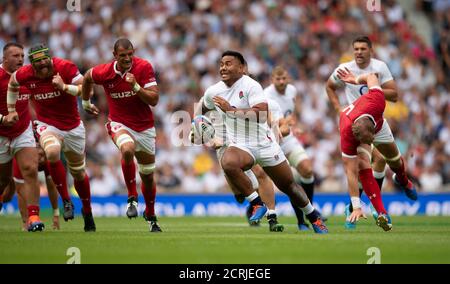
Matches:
[28,43,51,63]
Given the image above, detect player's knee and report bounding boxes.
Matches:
[20,162,38,179]
[357,158,371,170]
[298,161,313,179]
[41,136,61,160]
[45,148,61,163]
[138,163,155,175]
[116,134,135,160]
[288,149,308,169]
[372,152,386,166]
[121,144,135,162]
[221,158,240,175]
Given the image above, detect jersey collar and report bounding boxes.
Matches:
[0,64,10,75]
[113,61,132,78]
[354,114,376,127]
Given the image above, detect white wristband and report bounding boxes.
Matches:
[82,99,92,110]
[64,84,81,96]
[351,197,362,209]
[132,83,141,92]
[53,209,60,217]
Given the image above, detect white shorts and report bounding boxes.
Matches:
[0,123,36,163]
[216,144,228,164]
[106,121,156,155]
[373,119,395,145]
[279,134,309,166]
[34,120,85,155]
[229,142,286,168]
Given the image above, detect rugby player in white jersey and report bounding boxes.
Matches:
[200,50,328,234]
[264,66,321,231]
[193,95,284,232]
[326,36,417,229]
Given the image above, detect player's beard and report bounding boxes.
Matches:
[275,84,286,93]
[36,64,52,78]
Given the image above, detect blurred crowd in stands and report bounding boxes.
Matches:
[1,0,449,195]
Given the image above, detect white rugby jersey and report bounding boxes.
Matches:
[267,98,283,122]
[203,75,274,146]
[329,58,393,104]
[264,84,297,118]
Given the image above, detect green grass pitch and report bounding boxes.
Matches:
[1,215,450,264]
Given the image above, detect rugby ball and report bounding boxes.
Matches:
[191,115,215,144]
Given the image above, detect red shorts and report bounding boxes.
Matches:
[339,113,360,158]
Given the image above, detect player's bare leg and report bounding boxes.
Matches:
[223,168,270,228]
[252,165,275,209]
[0,176,15,214]
[16,185,28,231]
[251,165,283,232]
[113,129,139,218]
[0,161,13,203]
[224,174,245,201]
[46,176,60,230]
[40,132,74,221]
[371,148,386,190]
[221,147,268,224]
[291,158,319,230]
[0,179,15,204]
[64,150,95,232]
[263,161,327,234]
[15,147,43,232]
[36,147,60,229]
[375,142,417,200]
[221,147,255,196]
[135,151,161,232]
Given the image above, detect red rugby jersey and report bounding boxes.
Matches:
[339,87,386,156]
[14,57,82,131]
[92,56,157,132]
[0,64,31,139]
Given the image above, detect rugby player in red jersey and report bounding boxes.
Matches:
[6,44,95,232]
[337,69,402,231]
[327,36,417,230]
[81,38,162,232]
[0,42,44,232]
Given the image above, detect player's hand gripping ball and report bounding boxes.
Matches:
[191,115,215,145]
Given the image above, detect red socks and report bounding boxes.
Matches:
[359,168,387,214]
[74,175,92,214]
[121,159,138,198]
[142,182,156,217]
[27,205,40,217]
[48,161,71,201]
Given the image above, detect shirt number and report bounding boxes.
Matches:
[342,104,355,115]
